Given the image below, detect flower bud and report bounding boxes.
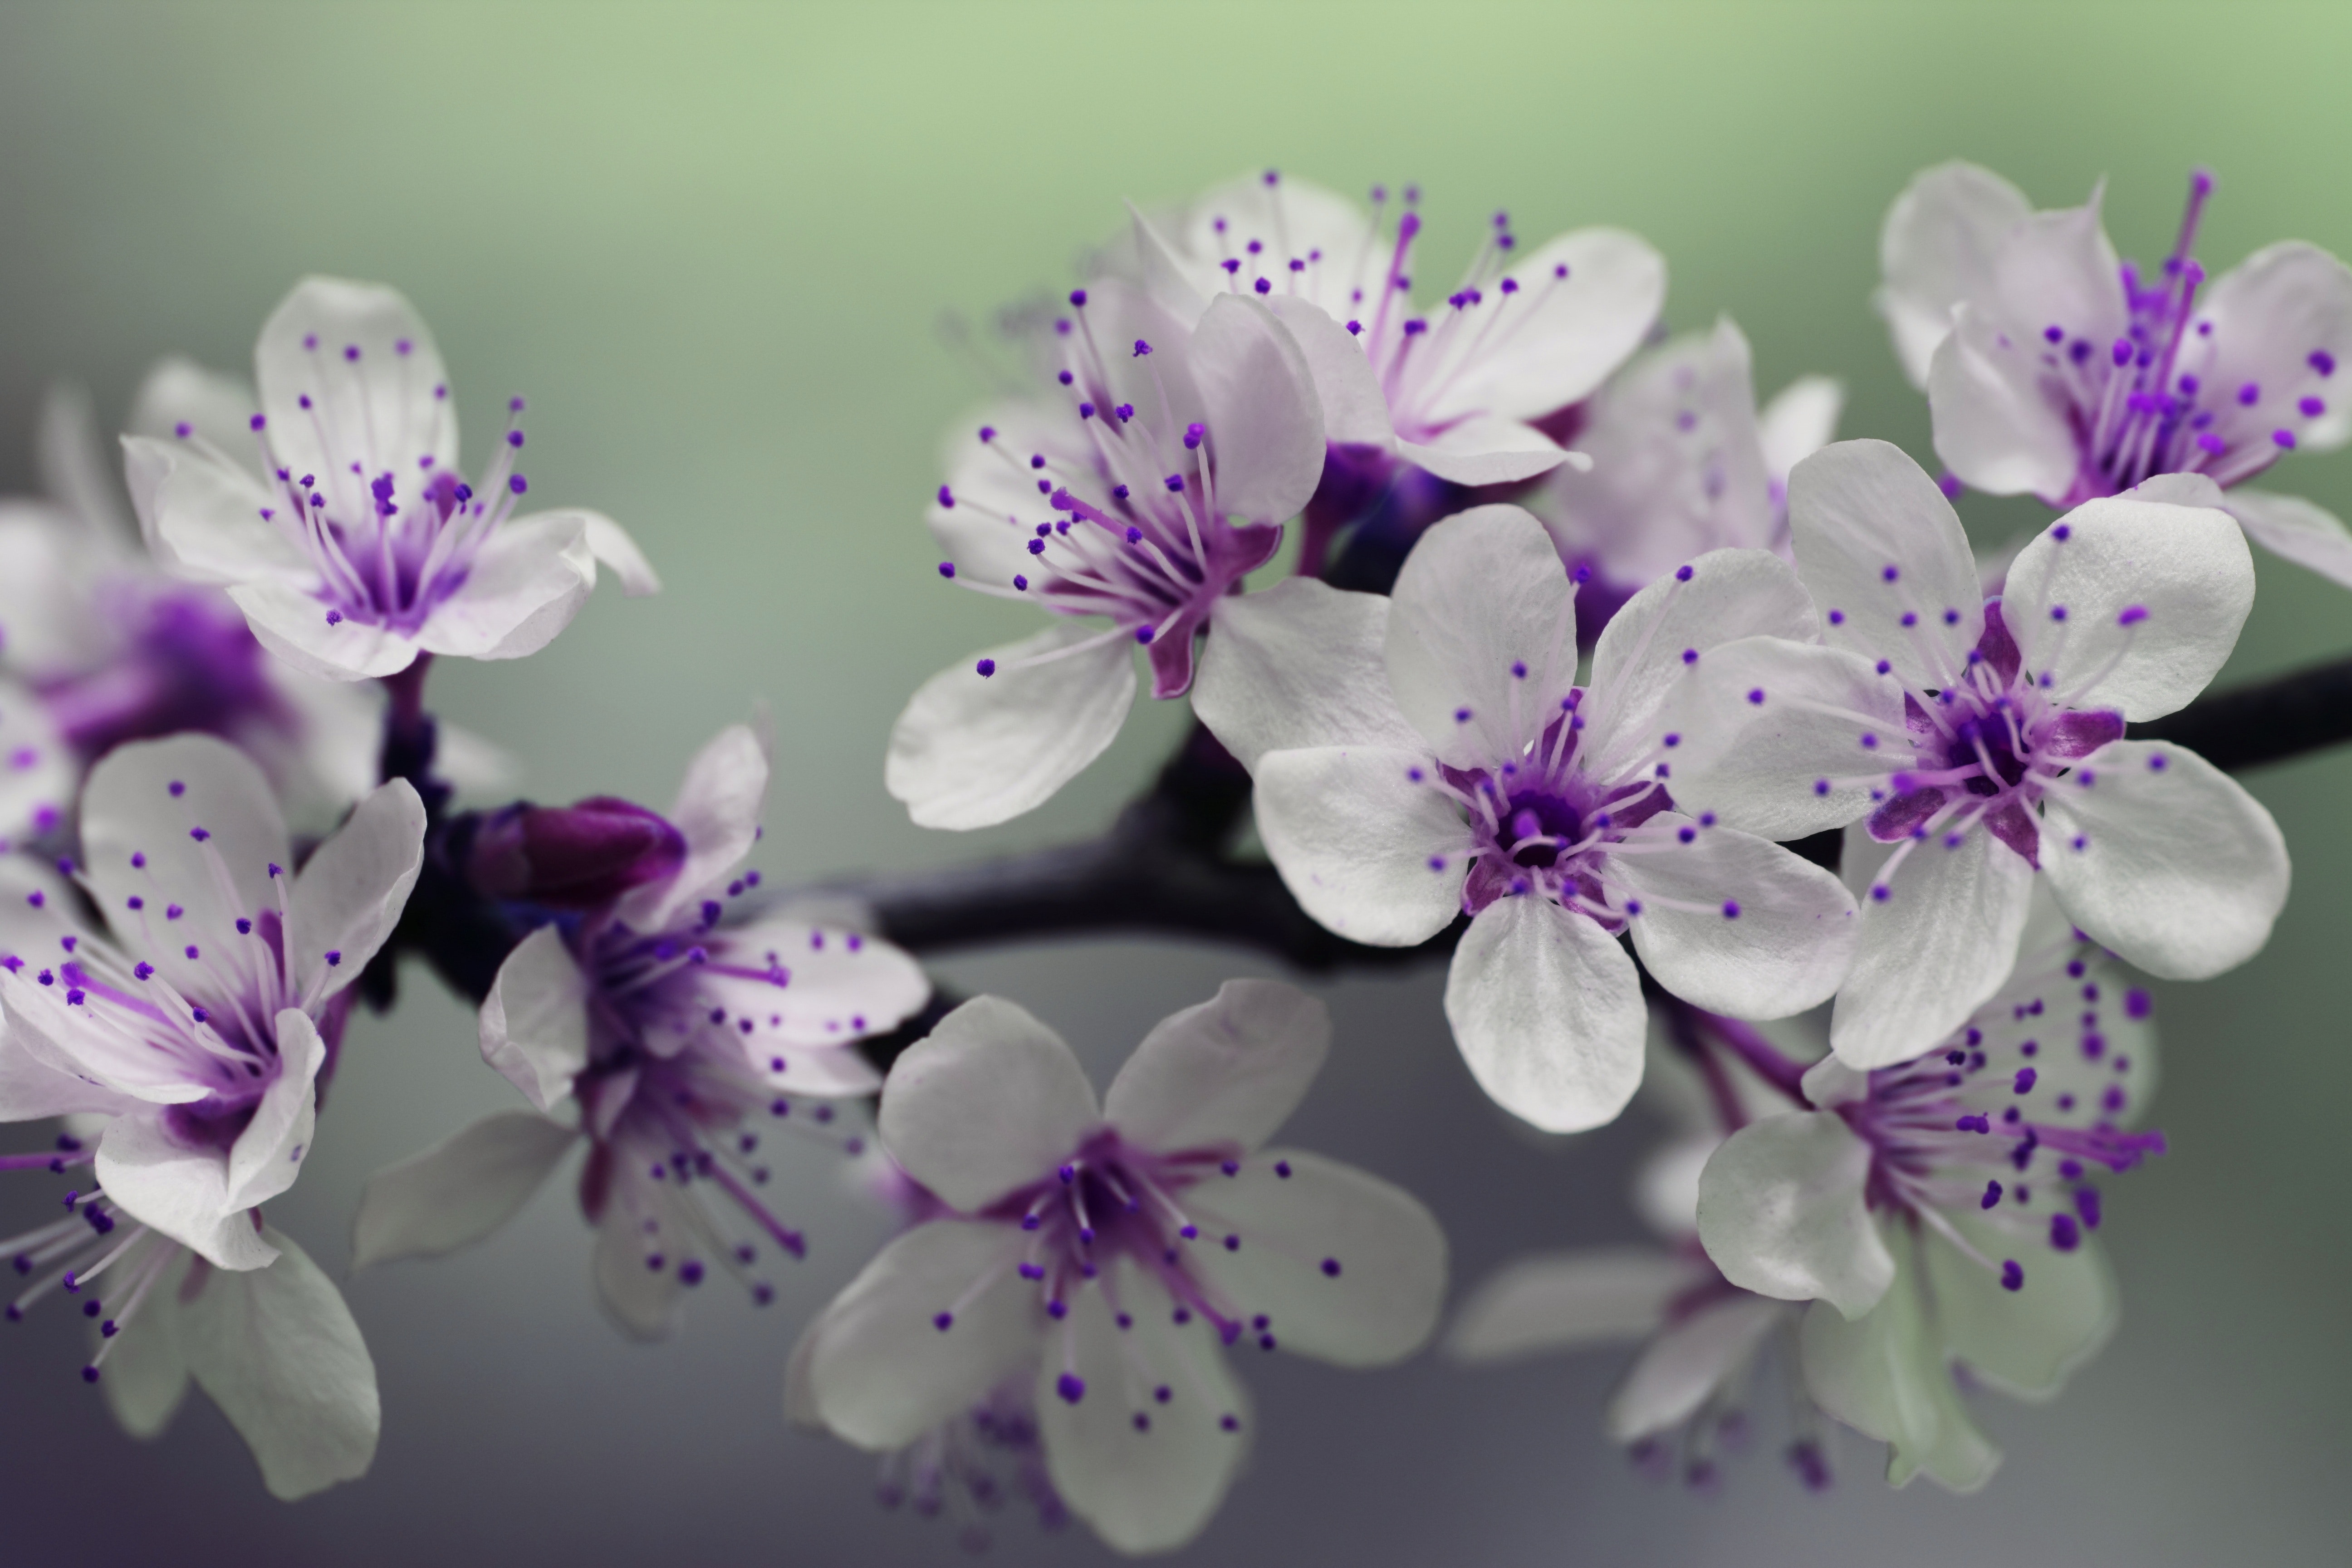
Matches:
[467,796,685,909]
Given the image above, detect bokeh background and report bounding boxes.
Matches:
[1,3,2346,1563]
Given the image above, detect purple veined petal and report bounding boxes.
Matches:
[1103,980,1330,1156]
[1444,1247,1710,1363]
[1696,1110,1893,1319]
[350,1109,581,1270]
[879,997,1102,1214]
[1799,1247,2000,1493]
[1874,160,2035,389]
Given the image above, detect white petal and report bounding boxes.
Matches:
[1252,745,1470,946]
[1695,1111,1892,1318]
[128,356,260,469]
[1758,376,1846,482]
[1395,417,1571,486]
[1387,504,1579,764]
[580,511,660,595]
[1619,823,1858,1020]
[121,435,308,586]
[1580,546,1821,781]
[1262,295,1394,448]
[1445,1247,1707,1362]
[1104,979,1329,1154]
[1830,828,2034,1068]
[1989,196,2128,356]
[1188,294,1326,524]
[0,504,115,677]
[1445,897,1646,1133]
[1789,440,1985,692]
[478,925,591,1112]
[289,778,424,1001]
[1119,202,1210,323]
[223,1009,326,1213]
[2038,740,2288,980]
[804,1219,1043,1449]
[1038,1258,1250,1556]
[1424,227,1667,422]
[1186,1147,1447,1366]
[1926,306,2083,501]
[95,1112,279,1271]
[616,722,768,931]
[880,996,1100,1213]
[177,1226,381,1500]
[1926,1217,2115,1401]
[885,622,1137,831]
[2003,495,2253,720]
[228,578,417,681]
[0,1026,138,1119]
[1799,1246,1999,1493]
[350,1111,578,1270]
[590,1181,686,1342]
[704,915,928,1056]
[413,511,596,661]
[1874,161,2034,387]
[1607,1294,1789,1443]
[98,1249,192,1438]
[2194,240,2352,451]
[0,672,73,844]
[2225,489,2352,588]
[1660,637,1911,840]
[40,382,138,535]
[254,277,456,482]
[1193,579,1424,772]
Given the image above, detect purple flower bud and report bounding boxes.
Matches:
[468,797,688,910]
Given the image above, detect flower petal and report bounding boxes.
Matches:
[1186,1147,1447,1366]
[223,1008,325,1213]
[289,778,424,1002]
[121,435,308,586]
[616,722,767,931]
[2194,240,2352,453]
[1252,745,1470,946]
[1424,226,1667,422]
[1926,305,2084,502]
[880,996,1100,1213]
[413,510,597,661]
[227,579,416,681]
[2038,740,2288,980]
[2003,494,2253,721]
[1874,161,2034,388]
[1799,1245,1999,1493]
[1926,1216,2115,1401]
[1444,1247,1708,1362]
[1661,636,1911,840]
[1696,1110,1893,1318]
[0,672,73,845]
[254,277,457,482]
[1758,375,1846,484]
[1395,416,1572,486]
[128,356,260,470]
[1790,440,1986,693]
[804,1219,1043,1449]
[96,1248,192,1438]
[1186,294,1326,524]
[1262,296,1394,448]
[580,512,660,596]
[1192,579,1422,772]
[1104,979,1329,1155]
[705,916,928,1059]
[478,925,591,1112]
[2225,489,2352,588]
[1607,1293,1789,1444]
[1444,896,1646,1133]
[1831,827,2034,1068]
[1618,822,1858,1020]
[886,622,1137,831]
[350,1111,578,1270]
[177,1226,381,1501]
[1387,504,1579,764]
[93,1111,279,1270]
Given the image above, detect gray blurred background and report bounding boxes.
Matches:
[0,2,2345,1563]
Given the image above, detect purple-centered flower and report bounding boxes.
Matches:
[793,982,1447,1555]
[1879,162,2352,588]
[120,277,657,683]
[1120,170,1664,489]
[352,724,928,1340]
[1192,504,1857,1132]
[892,288,1325,829]
[1664,441,2288,1068]
[1695,897,2161,1491]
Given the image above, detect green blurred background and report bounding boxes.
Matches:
[0,2,2345,1563]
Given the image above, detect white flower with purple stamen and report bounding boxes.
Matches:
[793,981,1446,1555]
[122,275,657,683]
[1879,162,2352,587]
[1191,504,1859,1132]
[351,724,928,1338]
[1695,899,2161,1491]
[1123,170,1664,490]
[891,285,1325,829]
[0,733,421,1496]
[1664,440,2288,1066]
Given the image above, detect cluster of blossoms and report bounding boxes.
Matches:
[0,160,2335,1553]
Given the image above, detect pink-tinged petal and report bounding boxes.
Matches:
[1875,161,2035,388]
[1104,979,1329,1155]
[122,435,309,587]
[254,277,457,483]
[228,579,416,682]
[880,997,1100,1213]
[1189,293,1326,525]
[617,723,767,931]
[1445,896,1646,1133]
[1799,1247,2000,1493]
[1789,440,1985,692]
[1386,504,1579,765]
[803,1219,1044,1449]
[1829,827,2034,1069]
[1607,1294,1790,1444]
[885,622,1137,832]
[413,510,597,661]
[1444,1247,1709,1362]
[1263,295,1395,449]
[1696,1111,1893,1319]
[2004,493,2253,721]
[1618,823,1858,1020]
[1927,305,2083,502]
[2038,740,2288,980]
[289,778,424,1002]
[2195,241,2352,452]
[2224,489,2352,590]
[1395,416,1573,486]
[350,1110,578,1269]
[1192,579,1422,773]
[1423,227,1667,423]
[1251,745,1472,947]
[1980,799,2042,868]
[478,925,591,1112]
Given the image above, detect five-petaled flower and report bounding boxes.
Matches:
[1664,440,2288,1067]
[121,276,657,683]
[790,980,1447,1555]
[1193,503,1859,1132]
[1878,161,2352,587]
